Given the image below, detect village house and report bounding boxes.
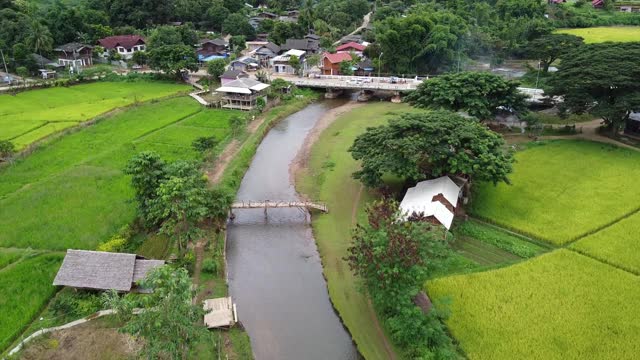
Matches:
[253,42,281,67]
[281,38,319,54]
[220,69,249,85]
[246,41,269,52]
[53,249,165,293]
[229,56,260,72]
[625,112,640,137]
[53,42,93,68]
[354,58,375,76]
[197,39,228,62]
[271,49,306,74]
[215,78,270,110]
[97,35,146,60]
[257,11,278,19]
[336,41,367,56]
[321,52,352,75]
[398,176,464,230]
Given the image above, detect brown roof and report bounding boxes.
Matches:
[323,52,352,64]
[98,35,145,50]
[53,249,164,292]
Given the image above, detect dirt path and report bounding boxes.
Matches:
[540,119,640,151]
[290,101,364,188]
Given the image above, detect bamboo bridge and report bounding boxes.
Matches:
[230,200,329,214]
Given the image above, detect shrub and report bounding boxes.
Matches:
[97,235,127,252]
[202,258,218,274]
[192,136,219,153]
[51,291,102,318]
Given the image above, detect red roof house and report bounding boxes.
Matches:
[97,35,146,59]
[336,42,366,54]
[321,52,353,75]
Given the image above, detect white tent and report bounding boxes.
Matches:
[399,176,462,230]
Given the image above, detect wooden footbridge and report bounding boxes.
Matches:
[231,200,328,213]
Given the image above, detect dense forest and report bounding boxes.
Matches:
[2,0,639,74]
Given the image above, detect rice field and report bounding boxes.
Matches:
[571,211,640,274]
[0,253,65,351]
[555,26,640,43]
[471,140,640,245]
[0,97,236,251]
[0,81,189,149]
[428,249,640,360]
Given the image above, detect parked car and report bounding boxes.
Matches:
[390,76,398,84]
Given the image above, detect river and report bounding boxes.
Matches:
[226,100,360,360]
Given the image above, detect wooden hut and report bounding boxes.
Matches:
[53,249,165,292]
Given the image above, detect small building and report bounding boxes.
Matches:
[271,49,306,74]
[336,41,366,56]
[197,39,228,61]
[305,33,321,41]
[321,52,352,75]
[215,78,270,110]
[399,176,463,230]
[53,249,165,292]
[338,35,363,45]
[97,35,146,60]
[38,69,57,79]
[287,10,300,18]
[257,11,278,19]
[229,56,260,72]
[53,42,93,68]
[203,297,237,329]
[220,69,249,85]
[254,42,281,67]
[249,17,264,30]
[354,58,374,76]
[281,38,319,54]
[246,41,269,52]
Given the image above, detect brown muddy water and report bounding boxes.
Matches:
[226,100,361,360]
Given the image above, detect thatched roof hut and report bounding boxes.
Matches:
[53,249,165,292]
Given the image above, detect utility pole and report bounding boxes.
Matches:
[378,52,383,79]
[0,48,8,75]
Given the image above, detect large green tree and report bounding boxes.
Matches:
[222,13,256,39]
[147,44,198,79]
[124,151,167,226]
[349,111,514,187]
[103,266,207,360]
[526,33,584,72]
[405,71,528,121]
[550,42,640,136]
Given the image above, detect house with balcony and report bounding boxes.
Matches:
[97,35,146,60]
[215,78,270,110]
[271,49,307,74]
[53,42,93,68]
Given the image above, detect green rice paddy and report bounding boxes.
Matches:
[556,26,640,43]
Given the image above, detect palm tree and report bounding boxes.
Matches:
[26,20,53,58]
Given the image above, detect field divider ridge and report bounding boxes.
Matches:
[563,206,640,247]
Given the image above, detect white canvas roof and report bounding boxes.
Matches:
[399,176,462,230]
[215,78,270,94]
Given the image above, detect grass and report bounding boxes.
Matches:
[0,253,64,351]
[0,81,189,148]
[296,102,426,360]
[471,140,640,244]
[0,97,237,250]
[555,26,640,43]
[0,248,28,270]
[570,211,640,274]
[453,221,548,259]
[428,249,640,360]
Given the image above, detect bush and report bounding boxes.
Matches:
[202,258,218,274]
[192,136,219,153]
[97,235,127,252]
[179,251,196,274]
[51,291,102,319]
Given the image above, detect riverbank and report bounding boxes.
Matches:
[294,102,423,360]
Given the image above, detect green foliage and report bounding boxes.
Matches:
[191,136,219,153]
[288,55,301,75]
[549,42,640,136]
[428,249,640,359]
[229,35,246,53]
[107,266,207,359]
[405,72,528,120]
[349,111,514,188]
[229,114,245,136]
[0,140,15,160]
[525,34,584,72]
[206,58,227,80]
[50,290,102,319]
[346,199,457,358]
[202,258,218,274]
[339,60,354,75]
[124,151,168,226]
[148,44,199,79]
[454,221,546,258]
[471,140,640,245]
[131,50,148,66]
[97,235,127,252]
[222,13,256,40]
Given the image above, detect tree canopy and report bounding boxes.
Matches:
[349,111,514,187]
[526,33,584,72]
[549,42,640,135]
[405,72,528,121]
[147,44,199,79]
